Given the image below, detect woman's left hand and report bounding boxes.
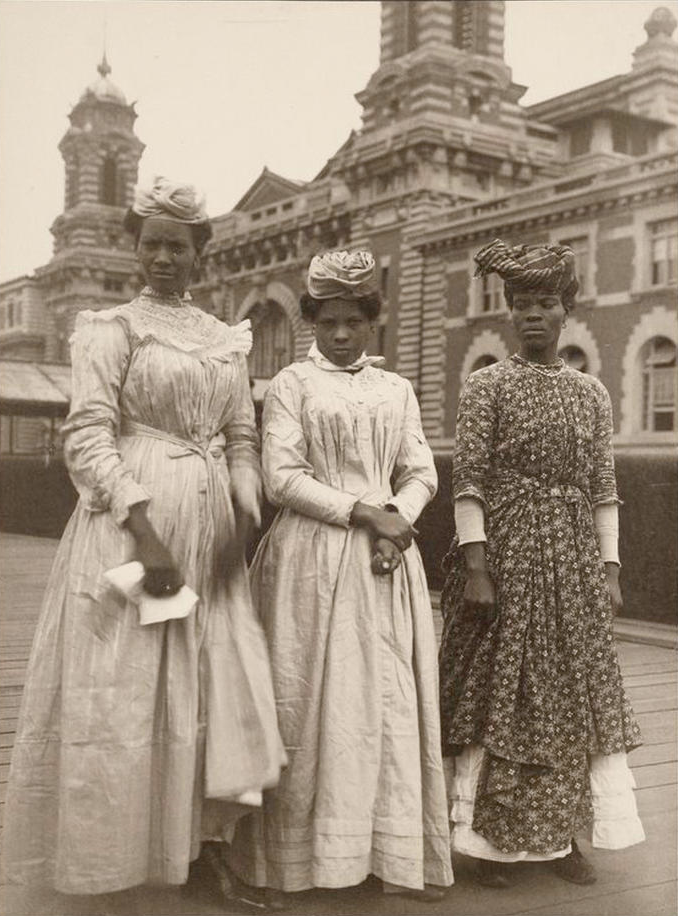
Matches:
[371,537,402,576]
[605,562,623,616]
[228,467,262,563]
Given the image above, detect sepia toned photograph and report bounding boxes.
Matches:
[0,2,676,915]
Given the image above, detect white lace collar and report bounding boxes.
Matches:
[123,294,252,358]
[307,341,385,373]
[139,286,193,308]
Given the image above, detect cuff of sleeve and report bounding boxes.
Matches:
[337,494,360,528]
[110,480,151,526]
[594,503,620,565]
[455,496,487,545]
[453,481,487,507]
[226,450,261,473]
[387,481,432,525]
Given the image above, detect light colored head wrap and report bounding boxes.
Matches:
[307,250,377,300]
[474,238,578,301]
[132,175,208,224]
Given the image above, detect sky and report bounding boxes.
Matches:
[0,0,676,282]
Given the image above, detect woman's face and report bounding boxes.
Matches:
[314,298,374,367]
[137,217,197,296]
[510,289,566,352]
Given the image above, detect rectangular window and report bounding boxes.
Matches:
[479,273,504,314]
[560,235,589,296]
[570,123,592,157]
[611,121,628,154]
[377,323,387,356]
[4,301,22,328]
[650,366,676,431]
[650,219,678,286]
[380,264,389,297]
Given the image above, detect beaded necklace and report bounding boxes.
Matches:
[511,353,565,377]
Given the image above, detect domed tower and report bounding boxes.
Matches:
[52,54,144,252]
[37,55,145,360]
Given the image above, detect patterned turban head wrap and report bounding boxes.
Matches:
[132,175,208,224]
[307,250,377,300]
[474,238,578,310]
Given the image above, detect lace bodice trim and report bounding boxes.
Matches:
[75,293,252,360]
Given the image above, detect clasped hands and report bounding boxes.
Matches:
[350,502,416,577]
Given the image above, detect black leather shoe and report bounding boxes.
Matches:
[476,858,514,888]
[397,884,448,902]
[551,840,597,886]
[227,872,288,911]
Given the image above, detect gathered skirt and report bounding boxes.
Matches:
[2,436,286,894]
[229,508,453,892]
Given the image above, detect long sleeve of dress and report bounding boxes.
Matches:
[388,380,438,525]
[452,369,497,505]
[262,369,358,527]
[62,310,151,525]
[222,353,260,474]
[589,379,621,507]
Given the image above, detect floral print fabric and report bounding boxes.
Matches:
[439,356,642,855]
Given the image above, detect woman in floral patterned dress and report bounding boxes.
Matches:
[2,178,285,897]
[439,239,644,889]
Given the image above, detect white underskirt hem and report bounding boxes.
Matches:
[447,745,644,862]
[589,751,645,849]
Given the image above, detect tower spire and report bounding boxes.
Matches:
[97,51,111,79]
[98,13,110,78]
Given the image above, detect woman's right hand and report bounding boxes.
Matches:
[350,502,416,552]
[463,569,497,622]
[137,533,183,597]
[125,504,183,597]
[462,541,496,622]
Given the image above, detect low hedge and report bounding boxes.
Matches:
[1,450,675,624]
[417,450,677,624]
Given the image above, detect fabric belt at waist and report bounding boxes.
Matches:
[120,418,226,461]
[490,471,588,506]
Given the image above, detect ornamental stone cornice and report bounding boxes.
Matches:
[416,153,678,254]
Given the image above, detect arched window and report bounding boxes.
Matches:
[100,155,119,205]
[247,300,293,379]
[641,336,677,432]
[470,354,497,373]
[559,345,588,373]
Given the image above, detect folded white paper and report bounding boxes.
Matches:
[104,561,199,626]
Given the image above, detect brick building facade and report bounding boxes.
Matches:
[1,2,676,457]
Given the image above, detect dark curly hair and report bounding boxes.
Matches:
[122,209,213,255]
[299,291,382,323]
[503,279,578,314]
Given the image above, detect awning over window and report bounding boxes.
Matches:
[0,361,71,417]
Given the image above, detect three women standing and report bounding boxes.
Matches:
[439,239,644,887]
[3,215,644,906]
[2,178,286,895]
[229,251,453,903]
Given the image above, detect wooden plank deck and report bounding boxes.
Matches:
[0,533,676,916]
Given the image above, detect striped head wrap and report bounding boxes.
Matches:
[307,250,377,300]
[132,176,208,224]
[474,238,578,300]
